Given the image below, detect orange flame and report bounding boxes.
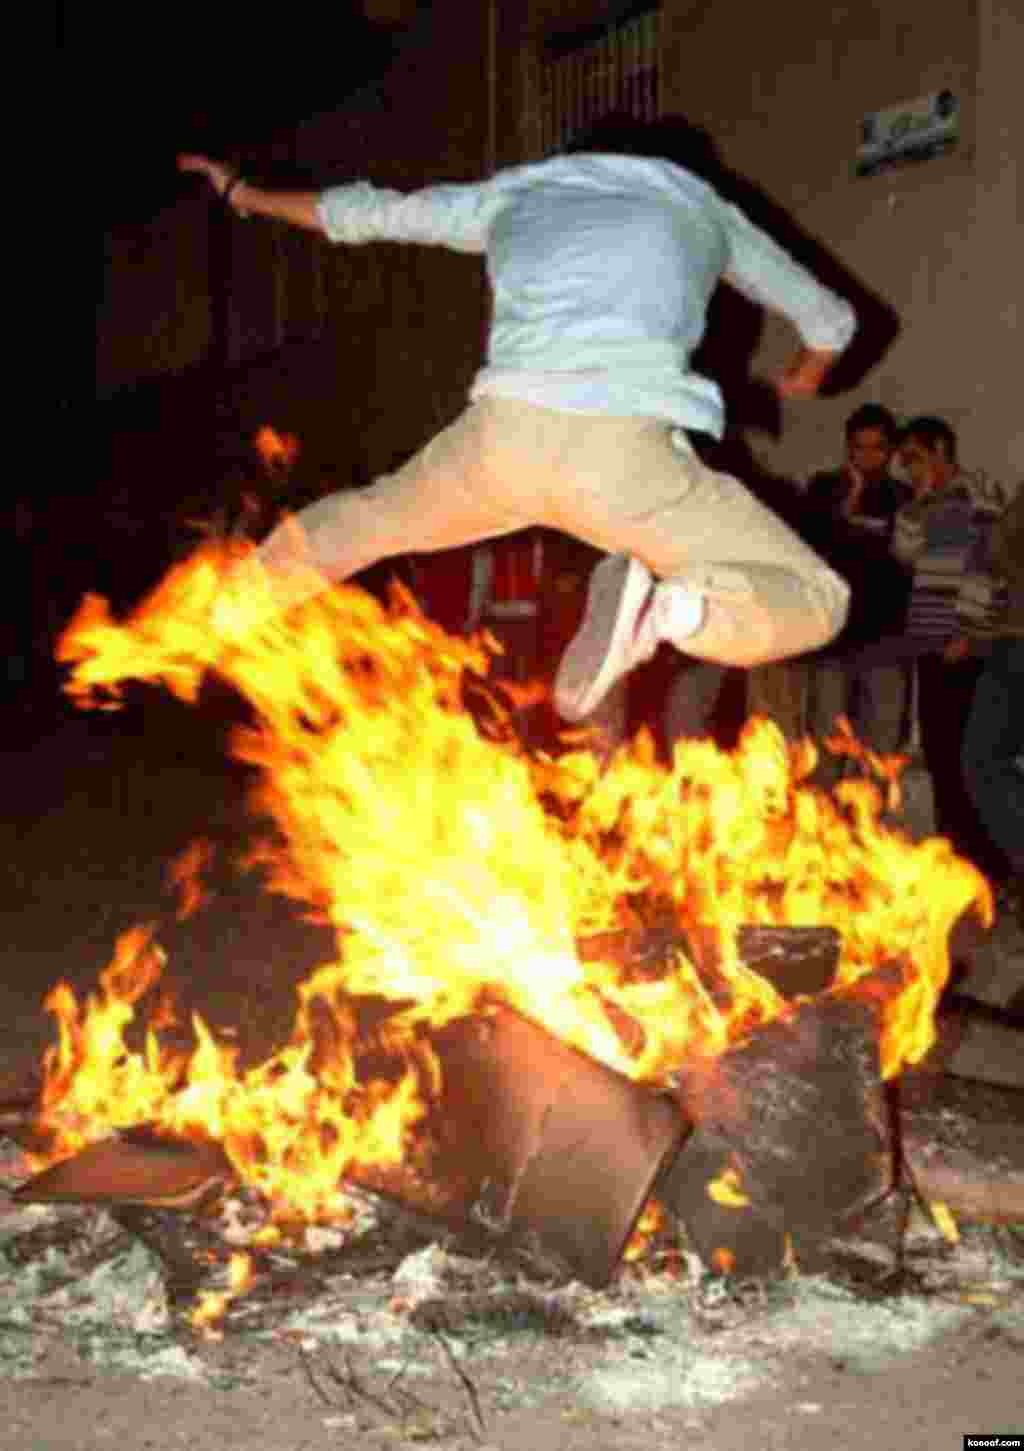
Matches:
[166,839,215,920]
[40,537,991,1228]
[622,1198,667,1263]
[253,426,299,475]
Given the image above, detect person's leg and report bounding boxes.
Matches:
[544,416,848,717]
[852,662,909,754]
[917,654,997,872]
[806,658,847,739]
[802,656,848,784]
[747,659,807,741]
[663,659,728,746]
[961,639,1024,869]
[240,400,846,722]
[248,402,538,613]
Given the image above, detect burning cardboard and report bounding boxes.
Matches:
[420,1005,684,1283]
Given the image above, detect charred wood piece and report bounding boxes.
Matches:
[11,1126,233,1213]
[659,995,892,1277]
[897,1072,1024,1224]
[680,923,842,1004]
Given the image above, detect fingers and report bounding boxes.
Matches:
[177,153,232,196]
[775,359,810,398]
[176,153,210,175]
[775,348,837,400]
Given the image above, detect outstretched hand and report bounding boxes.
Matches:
[177,153,235,198]
[175,158,320,229]
[774,347,838,400]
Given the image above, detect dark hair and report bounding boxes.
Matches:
[562,112,724,185]
[844,403,898,443]
[900,415,958,461]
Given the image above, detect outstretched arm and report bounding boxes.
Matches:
[719,200,855,400]
[177,154,325,233]
[178,154,496,252]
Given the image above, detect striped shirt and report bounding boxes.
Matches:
[891,478,1000,645]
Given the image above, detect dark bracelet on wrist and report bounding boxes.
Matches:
[222,175,248,215]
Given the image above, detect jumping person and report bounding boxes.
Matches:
[178,119,855,721]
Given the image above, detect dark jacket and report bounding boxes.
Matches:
[804,469,913,649]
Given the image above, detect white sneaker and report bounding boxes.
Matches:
[554,554,658,723]
[651,581,707,649]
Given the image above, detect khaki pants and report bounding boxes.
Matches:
[261,398,848,668]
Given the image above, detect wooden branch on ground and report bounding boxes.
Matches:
[897,1072,1024,1224]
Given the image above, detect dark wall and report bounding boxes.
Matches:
[80,2,493,642]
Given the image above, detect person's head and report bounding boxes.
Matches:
[562,112,724,185]
[843,403,898,481]
[899,416,958,494]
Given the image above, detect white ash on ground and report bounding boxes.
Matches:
[1,1150,1021,1438]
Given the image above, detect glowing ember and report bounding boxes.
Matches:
[707,1166,750,1209]
[190,1250,255,1338]
[622,1198,667,1264]
[37,537,990,1231]
[253,425,300,475]
[930,1201,960,1244]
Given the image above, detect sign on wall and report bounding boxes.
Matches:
[855,90,960,177]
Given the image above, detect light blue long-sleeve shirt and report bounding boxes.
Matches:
[318,153,857,438]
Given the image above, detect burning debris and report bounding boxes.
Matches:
[3,535,1021,1364]
[662,991,892,1278]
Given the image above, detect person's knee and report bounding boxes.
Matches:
[774,572,849,661]
[778,568,850,658]
[677,564,848,668]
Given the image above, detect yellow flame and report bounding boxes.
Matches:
[707,1166,750,1209]
[930,1200,960,1244]
[36,537,992,1228]
[622,1198,666,1262]
[190,1251,254,1338]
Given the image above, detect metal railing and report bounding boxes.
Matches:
[521,6,660,161]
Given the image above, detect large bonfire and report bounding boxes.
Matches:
[34,538,989,1231]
